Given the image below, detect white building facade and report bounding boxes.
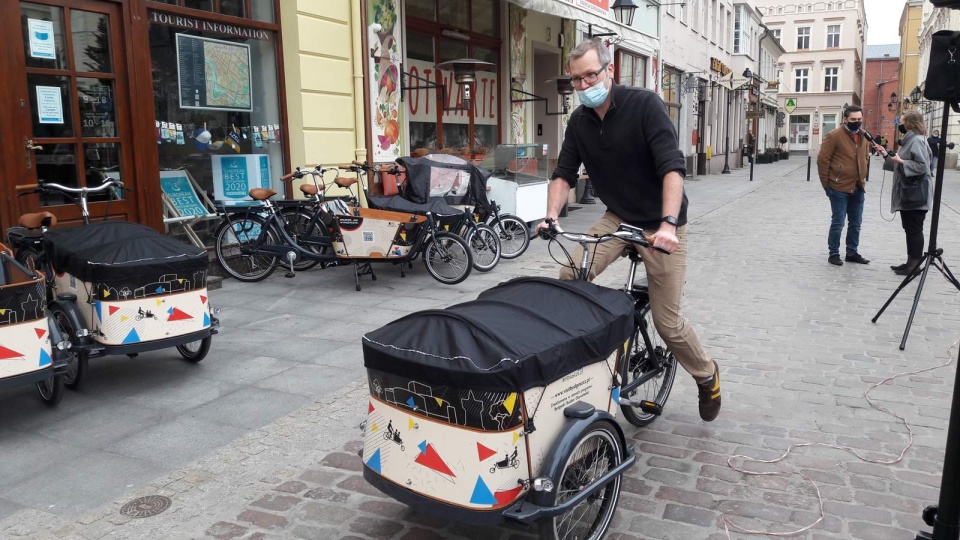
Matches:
[917,3,960,168]
[756,0,866,156]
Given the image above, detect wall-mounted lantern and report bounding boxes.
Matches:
[511,76,575,116]
[399,58,494,113]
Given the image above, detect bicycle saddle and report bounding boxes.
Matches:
[249,188,277,200]
[299,184,323,196]
[335,177,359,189]
[19,212,57,229]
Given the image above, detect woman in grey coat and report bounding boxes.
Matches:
[875,110,933,275]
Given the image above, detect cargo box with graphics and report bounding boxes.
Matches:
[361,277,635,513]
[331,207,427,258]
[44,222,211,346]
[0,257,53,380]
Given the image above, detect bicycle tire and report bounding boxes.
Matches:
[492,214,530,259]
[619,304,677,427]
[280,208,328,270]
[36,373,65,406]
[464,223,501,272]
[537,419,623,540]
[214,215,280,282]
[50,306,87,390]
[423,232,472,285]
[177,336,211,362]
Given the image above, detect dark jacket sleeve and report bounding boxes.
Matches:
[551,112,582,188]
[641,93,686,179]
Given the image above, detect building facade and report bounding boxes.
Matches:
[756,0,866,156]
[917,1,960,168]
[863,44,899,141]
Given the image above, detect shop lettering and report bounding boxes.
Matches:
[710,57,731,75]
[406,65,497,121]
[149,11,271,41]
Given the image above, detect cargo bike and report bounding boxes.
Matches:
[9,179,219,388]
[0,243,69,405]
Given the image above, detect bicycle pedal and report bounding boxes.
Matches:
[639,401,663,415]
[284,272,295,278]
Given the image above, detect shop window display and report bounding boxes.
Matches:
[148,16,282,246]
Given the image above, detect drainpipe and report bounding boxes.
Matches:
[757,20,771,164]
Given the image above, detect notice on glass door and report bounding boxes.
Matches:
[28,19,56,60]
[36,86,64,124]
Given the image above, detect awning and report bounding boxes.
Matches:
[506,0,659,57]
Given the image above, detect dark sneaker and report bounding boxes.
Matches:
[845,253,870,264]
[697,361,721,422]
[890,262,908,271]
[828,254,843,266]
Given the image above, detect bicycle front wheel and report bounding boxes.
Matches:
[465,223,501,272]
[619,304,677,427]
[537,420,623,540]
[423,232,472,285]
[214,215,280,282]
[493,214,530,259]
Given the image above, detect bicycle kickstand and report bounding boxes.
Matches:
[284,251,297,279]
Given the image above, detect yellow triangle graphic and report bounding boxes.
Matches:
[434,397,443,407]
[0,309,6,315]
[120,315,129,321]
[103,290,110,298]
[408,417,417,430]
[444,224,450,231]
[178,279,184,283]
[513,431,521,444]
[371,422,378,432]
[156,299,163,306]
[502,393,517,415]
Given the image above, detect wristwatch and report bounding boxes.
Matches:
[661,215,679,227]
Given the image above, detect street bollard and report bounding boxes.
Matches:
[749,154,755,182]
[807,155,811,182]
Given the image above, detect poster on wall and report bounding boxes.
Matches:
[176,34,253,112]
[211,154,270,205]
[36,86,64,124]
[367,0,404,161]
[28,19,56,59]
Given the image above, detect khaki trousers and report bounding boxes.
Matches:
[559,211,714,380]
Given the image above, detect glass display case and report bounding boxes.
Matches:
[479,144,549,223]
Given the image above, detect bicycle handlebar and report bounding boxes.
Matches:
[539,218,669,254]
[280,165,339,182]
[22,178,122,195]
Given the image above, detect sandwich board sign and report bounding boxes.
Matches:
[784,98,797,114]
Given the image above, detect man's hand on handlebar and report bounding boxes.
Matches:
[650,224,679,254]
[536,216,560,238]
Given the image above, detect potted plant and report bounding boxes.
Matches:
[768,148,780,162]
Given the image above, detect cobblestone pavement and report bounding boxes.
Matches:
[3,157,960,540]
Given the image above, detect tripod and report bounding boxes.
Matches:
[872,103,960,350]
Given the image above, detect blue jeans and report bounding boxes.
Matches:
[826,186,865,256]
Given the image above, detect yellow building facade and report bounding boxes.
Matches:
[898,0,922,114]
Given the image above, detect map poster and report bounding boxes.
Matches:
[176,34,252,112]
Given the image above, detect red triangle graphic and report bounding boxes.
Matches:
[494,484,524,506]
[477,442,497,462]
[167,308,194,321]
[0,345,24,360]
[200,295,208,304]
[35,328,47,339]
[108,306,120,316]
[368,401,375,413]
[414,443,455,477]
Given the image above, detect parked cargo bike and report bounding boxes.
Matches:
[360,276,640,539]
[0,243,69,405]
[9,179,218,388]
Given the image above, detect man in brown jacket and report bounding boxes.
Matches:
[817,105,871,266]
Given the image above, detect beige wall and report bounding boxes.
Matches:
[898,2,922,104]
[280,0,367,175]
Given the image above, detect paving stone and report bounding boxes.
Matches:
[236,510,288,531]
[662,503,719,527]
[205,521,248,539]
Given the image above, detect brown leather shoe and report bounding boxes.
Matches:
[697,361,721,422]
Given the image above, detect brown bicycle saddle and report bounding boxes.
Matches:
[249,188,277,201]
[19,212,57,229]
[334,177,359,189]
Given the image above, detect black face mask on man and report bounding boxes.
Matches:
[846,121,862,132]
[898,124,908,135]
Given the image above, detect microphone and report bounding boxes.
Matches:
[864,130,896,158]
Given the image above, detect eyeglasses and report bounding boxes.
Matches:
[571,64,608,86]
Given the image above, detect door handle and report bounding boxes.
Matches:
[24,138,43,169]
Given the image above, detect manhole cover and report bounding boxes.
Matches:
[119,495,172,518]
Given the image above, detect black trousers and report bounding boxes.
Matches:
[900,209,927,259]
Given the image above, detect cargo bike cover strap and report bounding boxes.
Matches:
[44,221,208,282]
[362,277,635,392]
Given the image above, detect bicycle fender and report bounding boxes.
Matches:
[522,408,629,509]
[48,299,92,346]
[45,313,70,371]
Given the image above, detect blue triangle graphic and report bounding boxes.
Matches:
[418,440,427,454]
[612,387,620,403]
[122,328,141,344]
[366,448,382,473]
[167,307,174,314]
[38,348,52,367]
[470,476,497,505]
[155,285,164,294]
[94,301,102,322]
[203,312,210,327]
[406,396,416,409]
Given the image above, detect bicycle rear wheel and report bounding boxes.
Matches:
[214,215,280,282]
[619,304,677,427]
[465,223,501,272]
[423,232,472,285]
[493,214,530,259]
[280,208,329,270]
[15,245,43,275]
